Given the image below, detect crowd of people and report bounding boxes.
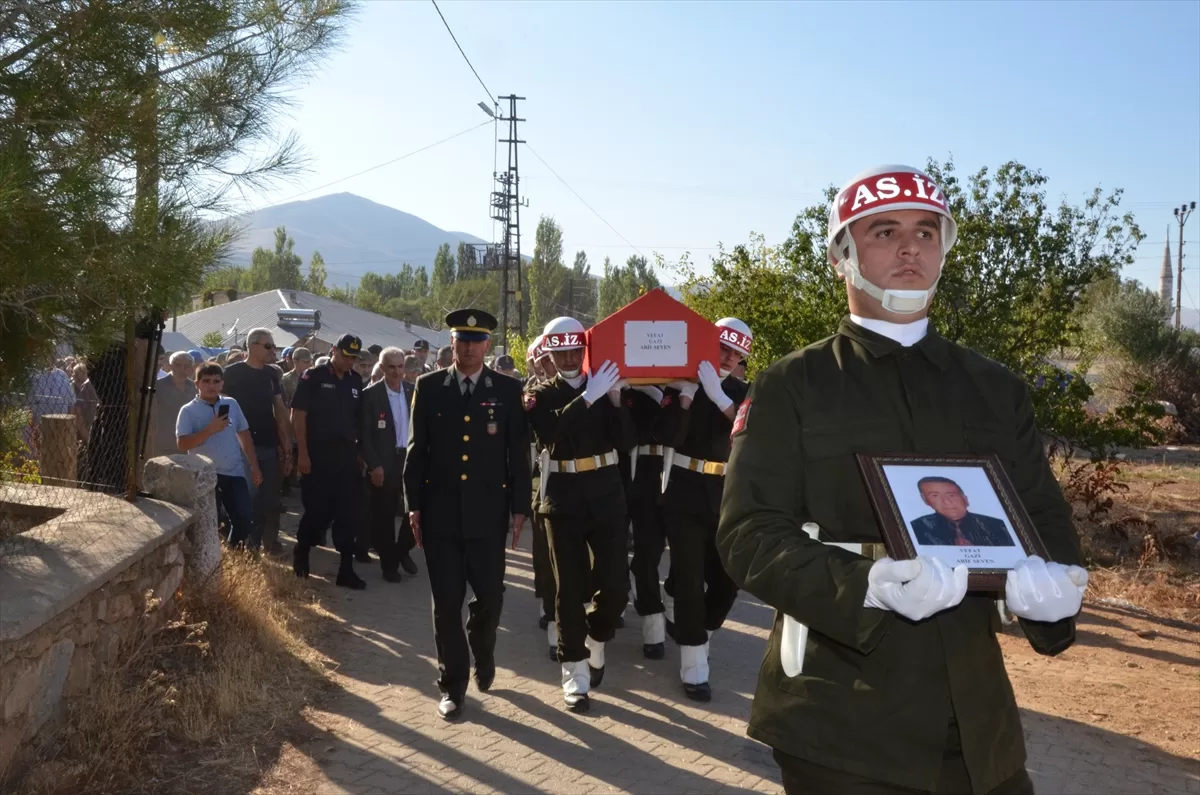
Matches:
[18,162,1094,795]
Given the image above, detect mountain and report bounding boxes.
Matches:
[220,193,489,286]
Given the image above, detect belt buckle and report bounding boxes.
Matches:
[703,461,726,476]
[576,456,597,472]
[687,458,702,472]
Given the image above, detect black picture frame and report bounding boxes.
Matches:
[855,452,1050,593]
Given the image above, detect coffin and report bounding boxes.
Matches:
[584,288,719,383]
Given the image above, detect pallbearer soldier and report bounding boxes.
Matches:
[717,164,1087,794]
[658,318,753,701]
[523,335,557,653]
[525,316,634,712]
[291,333,367,589]
[404,309,531,721]
[622,382,671,659]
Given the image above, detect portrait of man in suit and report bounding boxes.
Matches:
[910,475,1015,547]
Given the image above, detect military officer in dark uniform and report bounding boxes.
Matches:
[525,316,634,712]
[621,383,671,660]
[404,309,531,721]
[717,165,1088,795]
[291,333,367,589]
[657,318,752,701]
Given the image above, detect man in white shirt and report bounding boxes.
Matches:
[359,346,418,581]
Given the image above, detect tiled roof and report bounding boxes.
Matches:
[169,290,450,351]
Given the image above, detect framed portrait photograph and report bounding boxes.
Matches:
[855,453,1050,592]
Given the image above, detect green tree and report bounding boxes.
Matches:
[246,226,304,291]
[597,254,661,320]
[0,0,352,389]
[305,251,328,295]
[413,267,431,299]
[457,242,482,281]
[201,330,223,348]
[328,285,356,305]
[432,243,457,296]
[566,250,598,323]
[675,158,1159,454]
[397,263,416,299]
[527,216,569,330]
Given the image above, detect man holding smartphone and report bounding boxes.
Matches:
[177,362,263,547]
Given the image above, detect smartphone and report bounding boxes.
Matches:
[218,404,230,418]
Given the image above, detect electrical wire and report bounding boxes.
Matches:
[430,0,494,106]
[524,142,644,258]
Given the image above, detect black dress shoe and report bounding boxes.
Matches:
[684,682,712,702]
[354,551,372,564]
[564,692,590,713]
[538,614,550,630]
[589,664,604,690]
[336,568,367,590]
[292,545,310,578]
[437,694,463,721]
[643,642,665,660]
[399,554,419,575]
[382,569,402,583]
[474,666,495,693]
[548,647,558,662]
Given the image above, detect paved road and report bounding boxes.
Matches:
[270,509,1200,795]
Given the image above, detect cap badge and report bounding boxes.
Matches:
[467,315,476,326]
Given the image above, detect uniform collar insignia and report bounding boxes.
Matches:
[484,375,493,389]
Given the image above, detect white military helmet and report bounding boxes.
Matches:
[715,317,753,357]
[540,316,586,351]
[526,334,543,363]
[827,165,958,315]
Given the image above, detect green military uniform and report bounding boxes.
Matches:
[717,318,1082,794]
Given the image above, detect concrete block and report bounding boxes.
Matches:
[144,455,218,582]
[63,647,93,698]
[154,565,184,606]
[29,639,73,734]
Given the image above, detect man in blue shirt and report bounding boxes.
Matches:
[177,363,263,547]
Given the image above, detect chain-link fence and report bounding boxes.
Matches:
[1,325,168,557]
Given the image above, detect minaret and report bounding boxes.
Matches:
[1159,230,1173,315]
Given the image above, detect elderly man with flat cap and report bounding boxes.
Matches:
[404,309,531,721]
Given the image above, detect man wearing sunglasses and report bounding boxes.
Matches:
[222,327,293,553]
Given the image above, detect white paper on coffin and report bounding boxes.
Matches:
[780,523,863,678]
[624,320,688,367]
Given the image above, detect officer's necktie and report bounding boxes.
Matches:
[462,376,473,398]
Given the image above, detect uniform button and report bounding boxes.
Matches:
[463,435,470,442]
[460,473,468,481]
[461,454,469,462]
[464,415,471,422]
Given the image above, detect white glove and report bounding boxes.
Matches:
[583,361,620,406]
[697,361,733,411]
[1005,556,1087,623]
[666,379,699,401]
[633,385,664,404]
[864,556,969,622]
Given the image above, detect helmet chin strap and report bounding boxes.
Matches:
[835,236,942,316]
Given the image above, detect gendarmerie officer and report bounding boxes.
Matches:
[291,333,367,589]
[658,318,753,701]
[717,164,1087,795]
[404,309,531,721]
[524,316,634,712]
[359,346,419,582]
[621,383,671,659]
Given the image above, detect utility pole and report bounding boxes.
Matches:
[489,95,527,353]
[1174,201,1196,330]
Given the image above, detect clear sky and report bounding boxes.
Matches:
[239,0,1200,311]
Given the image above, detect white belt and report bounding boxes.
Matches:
[539,449,619,502]
[630,444,664,481]
[546,450,619,474]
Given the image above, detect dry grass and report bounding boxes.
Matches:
[1059,457,1200,623]
[6,552,336,795]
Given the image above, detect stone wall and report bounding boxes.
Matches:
[0,457,209,776]
[0,537,187,768]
